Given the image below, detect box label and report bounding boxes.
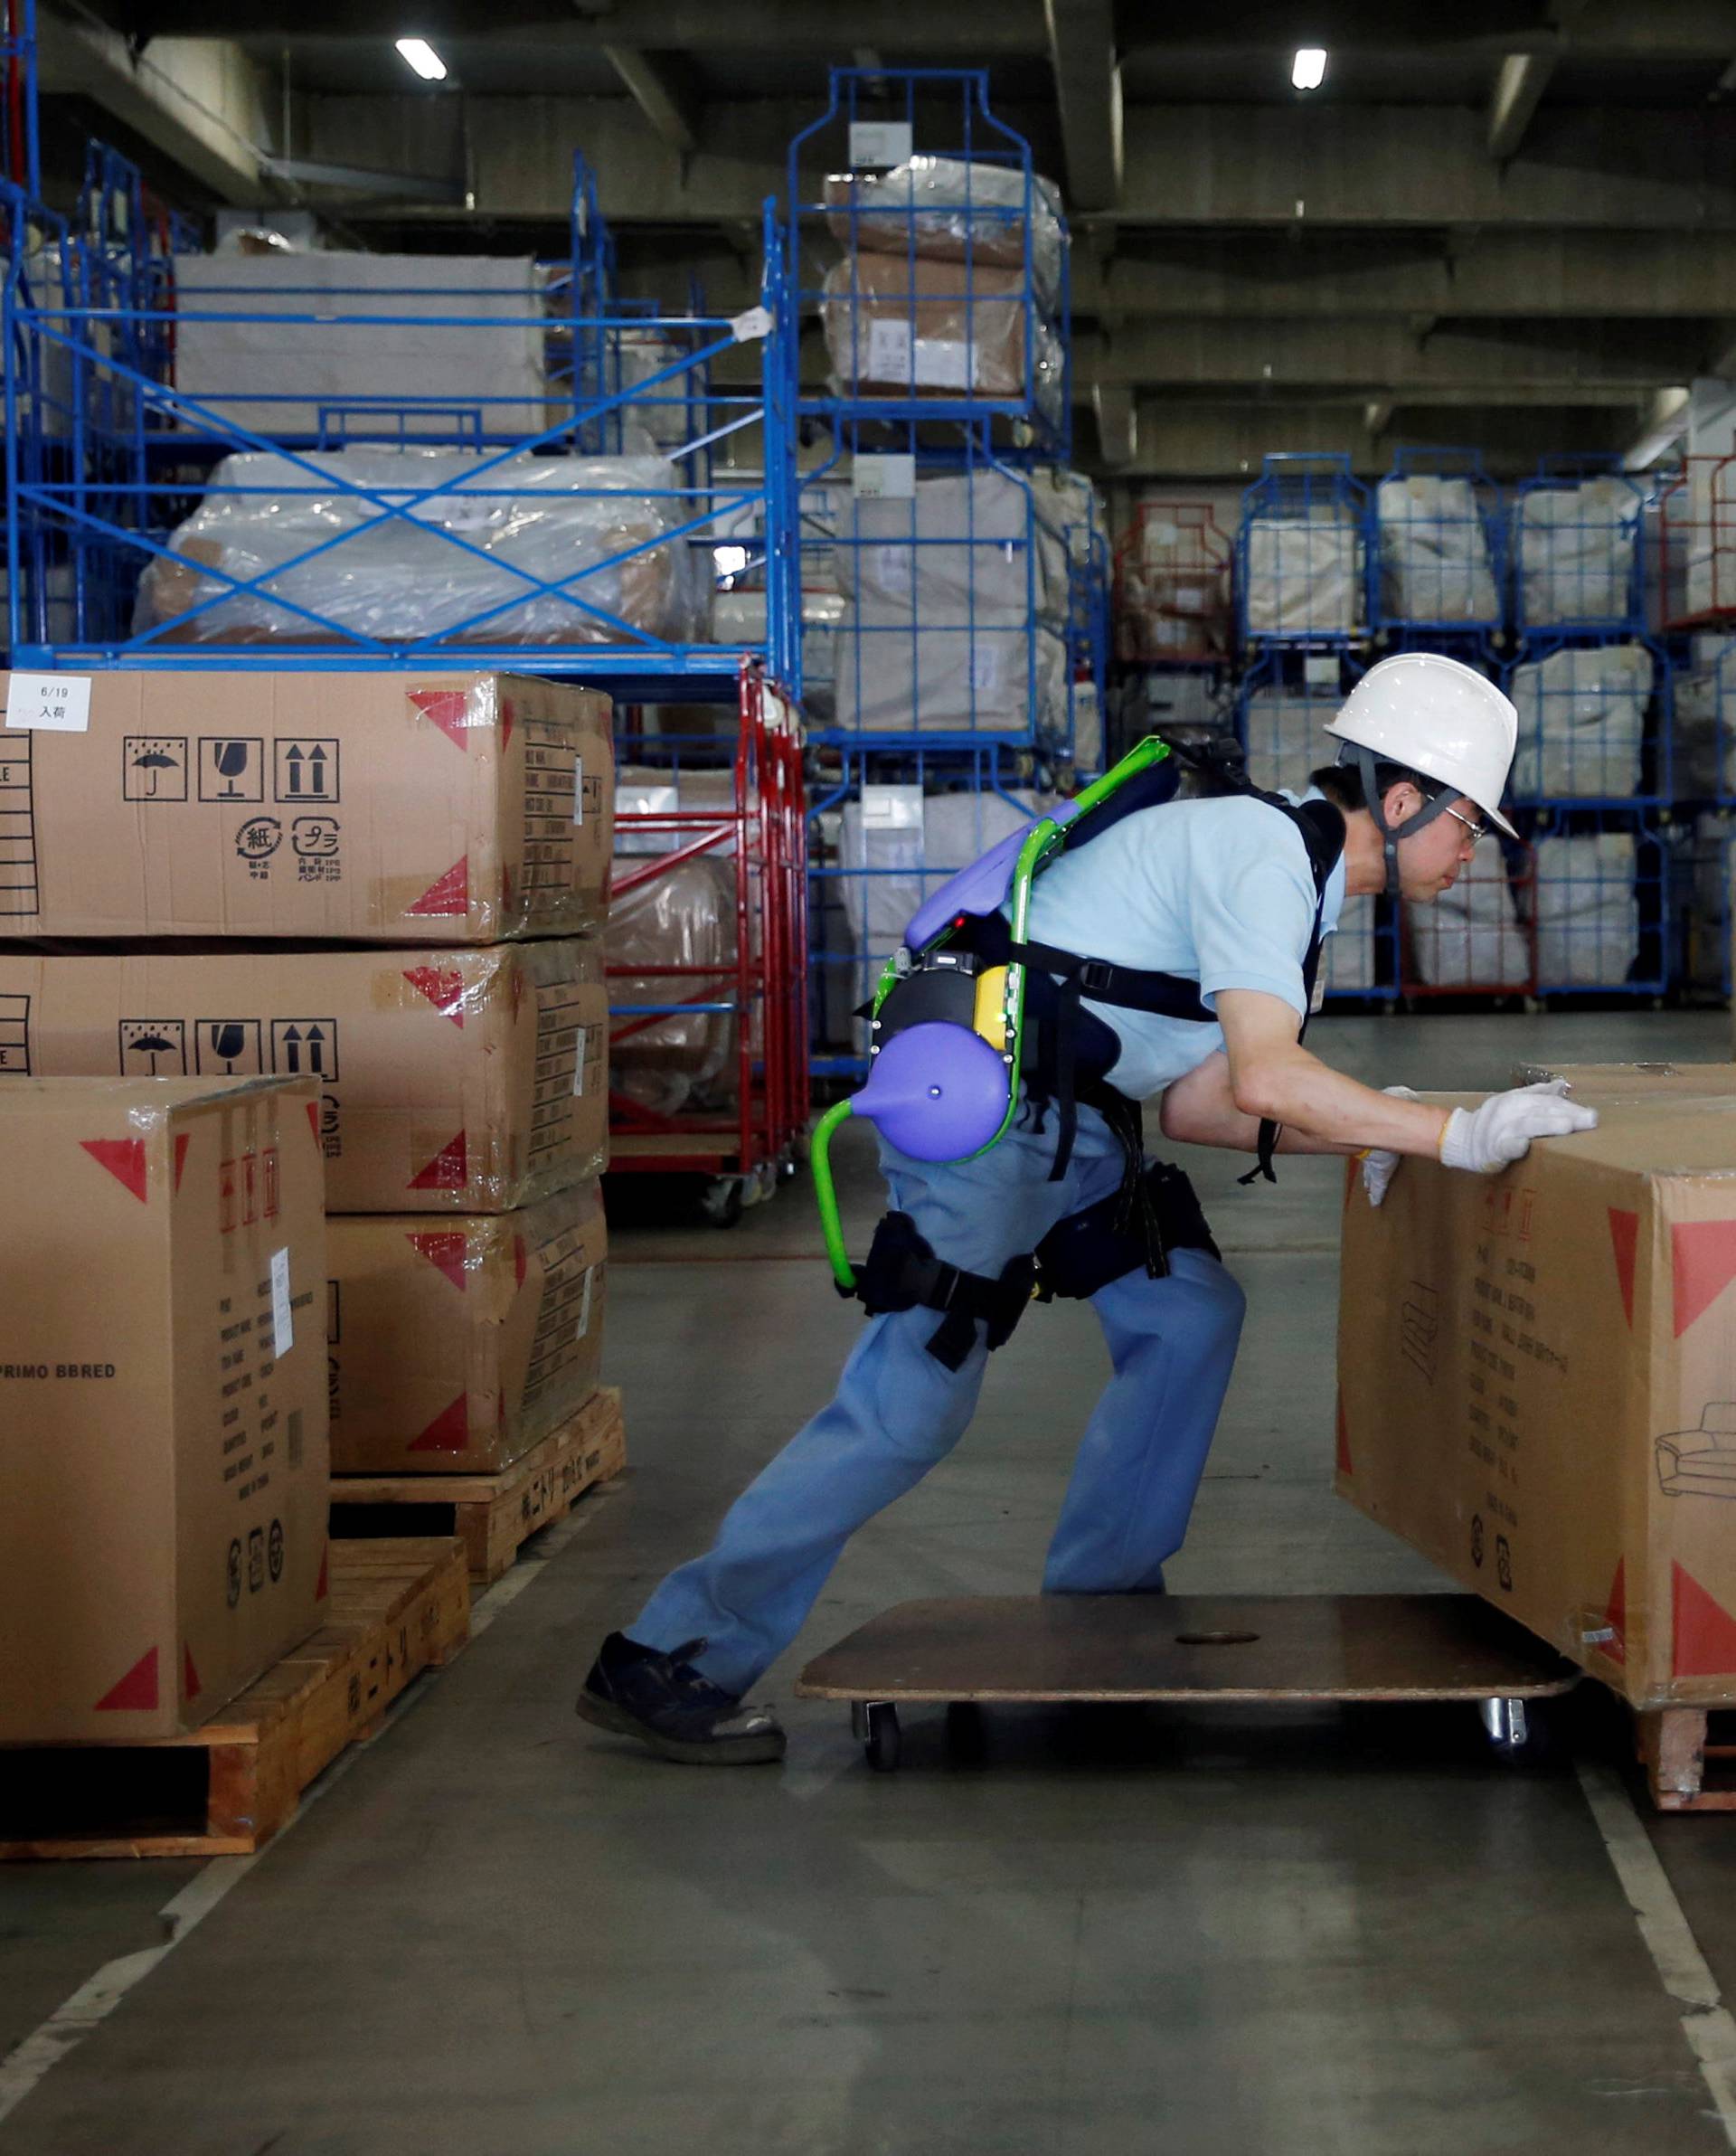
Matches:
[848,119,911,167]
[270,1248,295,1359]
[5,674,90,733]
[572,1025,589,1096]
[854,454,915,501]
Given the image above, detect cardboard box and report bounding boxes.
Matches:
[1337,1093,1736,1709]
[1515,1059,1736,1102]
[0,939,607,1214]
[821,255,1037,401]
[327,1179,606,1473]
[0,671,613,942]
[0,1075,330,1742]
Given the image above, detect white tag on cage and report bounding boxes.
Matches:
[969,645,1004,693]
[730,305,772,344]
[849,120,912,168]
[854,454,915,500]
[861,783,922,830]
[866,318,913,383]
[913,338,976,391]
[875,545,914,596]
[1304,655,1340,688]
[5,673,90,733]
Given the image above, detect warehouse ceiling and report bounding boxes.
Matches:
[35,0,1736,477]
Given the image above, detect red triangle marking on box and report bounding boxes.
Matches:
[80,1137,149,1203]
[407,857,468,919]
[173,1132,191,1194]
[1599,1556,1627,1666]
[1335,1391,1352,1478]
[410,1394,472,1453]
[1608,1207,1639,1329]
[1672,1219,1736,1338]
[95,1644,159,1713]
[1673,1561,1736,1678]
[307,1100,321,1146]
[514,1233,527,1291]
[408,687,471,751]
[408,1130,468,1192]
[316,1542,329,1601]
[501,695,515,749]
[406,1229,471,1292]
[401,965,467,1028]
[183,1643,203,1701]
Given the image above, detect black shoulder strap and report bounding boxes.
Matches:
[1238,793,1346,1187]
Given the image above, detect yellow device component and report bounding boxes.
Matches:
[973,965,1009,1051]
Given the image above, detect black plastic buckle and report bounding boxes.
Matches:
[1079,960,1115,995]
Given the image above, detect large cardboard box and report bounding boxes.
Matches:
[0,939,607,1214]
[0,672,613,942]
[327,1179,606,1473]
[0,1075,330,1742]
[1516,1059,1736,1102]
[1337,1093,1736,1709]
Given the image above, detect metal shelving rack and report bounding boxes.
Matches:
[783,65,1094,1077]
[3,176,801,695]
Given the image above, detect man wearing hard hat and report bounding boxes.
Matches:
[580,652,1597,1764]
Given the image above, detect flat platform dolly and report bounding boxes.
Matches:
[796,1593,1580,1773]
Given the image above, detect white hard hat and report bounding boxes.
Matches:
[1325,652,1519,839]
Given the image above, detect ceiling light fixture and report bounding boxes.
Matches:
[1291,47,1327,91]
[395,37,448,82]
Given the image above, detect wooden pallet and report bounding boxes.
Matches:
[328,1385,626,1585]
[0,1537,469,1861]
[1637,1706,1736,1811]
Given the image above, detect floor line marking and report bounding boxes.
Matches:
[1577,1759,1736,2146]
[0,1501,608,2126]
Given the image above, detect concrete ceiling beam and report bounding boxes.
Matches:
[1044,0,1122,213]
[601,46,702,154]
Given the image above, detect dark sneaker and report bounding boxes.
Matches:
[576,1631,787,1765]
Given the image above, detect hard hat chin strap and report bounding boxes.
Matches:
[1338,742,1458,899]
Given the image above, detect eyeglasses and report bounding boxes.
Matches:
[1441,804,1487,846]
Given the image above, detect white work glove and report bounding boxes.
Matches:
[1439,1079,1599,1175]
[1360,1086,1415,1209]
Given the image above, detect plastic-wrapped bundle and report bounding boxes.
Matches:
[1409,839,1527,988]
[1532,832,1638,987]
[834,468,1069,628]
[1374,476,1498,625]
[821,256,1065,428]
[136,448,707,647]
[174,251,548,438]
[832,622,1068,736]
[606,855,736,1117]
[712,587,851,714]
[1671,635,1736,797]
[1240,685,1338,797]
[1321,895,1378,996]
[1516,478,1639,628]
[611,326,693,448]
[1242,517,1363,638]
[824,157,1067,309]
[1509,643,1649,800]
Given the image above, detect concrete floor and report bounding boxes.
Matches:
[6,1012,1736,2153]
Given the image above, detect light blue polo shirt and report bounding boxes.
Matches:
[1022,789,1348,1102]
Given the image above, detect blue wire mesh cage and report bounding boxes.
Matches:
[1373,446,1505,638]
[786,67,1071,462]
[1236,453,1372,648]
[1511,455,1646,639]
[1505,637,1669,808]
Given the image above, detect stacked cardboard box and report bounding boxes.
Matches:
[1337,1064,1736,1709]
[1,670,616,1523]
[0,1073,330,1740]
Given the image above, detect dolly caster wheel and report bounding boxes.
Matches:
[852,1700,901,1772]
[1480,1695,1553,1766]
[699,1177,744,1228]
